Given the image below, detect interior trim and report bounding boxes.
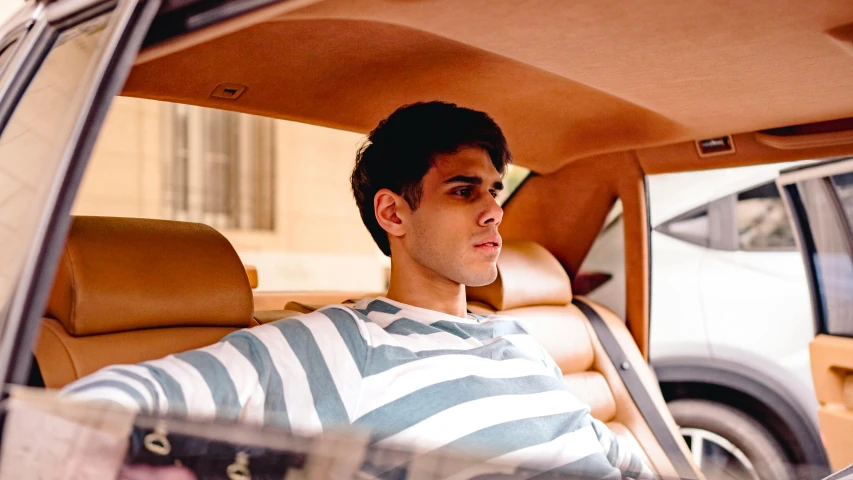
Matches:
[755,129,853,150]
[135,0,319,63]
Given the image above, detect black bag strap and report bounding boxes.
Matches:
[572,298,697,480]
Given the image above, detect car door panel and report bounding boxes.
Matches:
[778,157,853,472]
[809,334,853,469]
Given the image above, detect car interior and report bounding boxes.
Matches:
[12,0,853,478]
[33,214,700,479]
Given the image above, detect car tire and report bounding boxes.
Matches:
[668,399,795,480]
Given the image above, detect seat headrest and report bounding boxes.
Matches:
[46,216,253,336]
[466,241,572,311]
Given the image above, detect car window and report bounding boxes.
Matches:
[655,179,797,252]
[577,199,626,320]
[830,171,853,229]
[78,99,531,293]
[0,37,20,75]
[496,164,530,205]
[0,12,113,320]
[656,206,710,248]
[78,99,386,292]
[736,182,796,251]
[163,103,275,231]
[788,174,853,336]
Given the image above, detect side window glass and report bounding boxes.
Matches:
[0,25,27,86]
[577,199,626,320]
[824,172,853,336]
[163,104,276,231]
[736,182,796,251]
[496,164,530,205]
[830,171,853,228]
[0,12,113,315]
[78,100,387,292]
[792,176,853,336]
[655,206,710,248]
[0,37,19,74]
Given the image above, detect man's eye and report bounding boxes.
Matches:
[454,188,472,198]
[489,190,498,198]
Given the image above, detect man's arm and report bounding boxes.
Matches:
[535,344,658,479]
[61,327,269,421]
[60,307,371,431]
[590,418,658,480]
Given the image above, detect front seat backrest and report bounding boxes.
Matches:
[467,240,702,480]
[35,216,254,388]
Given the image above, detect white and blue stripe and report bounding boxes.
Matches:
[62,297,655,479]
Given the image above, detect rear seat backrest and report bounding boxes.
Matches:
[35,216,255,388]
[467,241,702,480]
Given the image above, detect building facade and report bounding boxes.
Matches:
[73,97,389,292]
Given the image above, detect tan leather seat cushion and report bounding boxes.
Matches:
[36,216,256,388]
[564,371,617,421]
[467,240,572,310]
[35,318,239,388]
[46,216,253,336]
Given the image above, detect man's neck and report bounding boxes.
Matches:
[384,257,468,319]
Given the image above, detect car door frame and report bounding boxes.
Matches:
[777,155,853,471]
[0,0,162,386]
[777,156,853,336]
[0,0,302,389]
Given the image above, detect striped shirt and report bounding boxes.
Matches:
[62,297,656,479]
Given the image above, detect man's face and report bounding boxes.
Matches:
[402,147,504,287]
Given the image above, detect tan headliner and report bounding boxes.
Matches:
[123,0,853,172]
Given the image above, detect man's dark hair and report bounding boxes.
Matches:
[351,101,512,256]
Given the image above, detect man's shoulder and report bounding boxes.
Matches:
[226,302,371,337]
[263,303,370,326]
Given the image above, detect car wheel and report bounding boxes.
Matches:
[668,399,795,480]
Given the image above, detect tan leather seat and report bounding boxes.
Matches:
[467,241,703,480]
[34,216,256,388]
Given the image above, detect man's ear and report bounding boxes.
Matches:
[374,189,409,238]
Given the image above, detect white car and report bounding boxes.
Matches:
[580,161,828,478]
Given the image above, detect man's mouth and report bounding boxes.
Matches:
[474,237,502,250]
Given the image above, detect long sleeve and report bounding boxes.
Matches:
[536,342,658,480]
[591,417,658,480]
[60,307,372,434]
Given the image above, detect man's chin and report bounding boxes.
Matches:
[460,266,499,287]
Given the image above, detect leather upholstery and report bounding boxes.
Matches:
[253,309,303,324]
[810,334,853,470]
[468,242,703,479]
[46,216,253,335]
[466,240,572,310]
[35,318,238,388]
[35,216,255,388]
[506,305,594,374]
[245,265,259,289]
[563,371,616,421]
[252,291,377,311]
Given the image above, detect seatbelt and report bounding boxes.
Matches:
[572,298,697,480]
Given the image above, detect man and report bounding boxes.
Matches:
[63,102,656,480]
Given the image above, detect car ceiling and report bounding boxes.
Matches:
[123,0,853,173]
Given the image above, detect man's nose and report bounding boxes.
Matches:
[479,197,503,227]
